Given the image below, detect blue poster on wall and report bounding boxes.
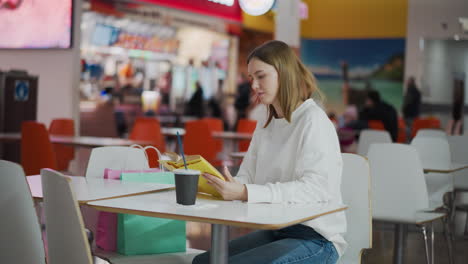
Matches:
[301,38,405,114]
[14,80,30,102]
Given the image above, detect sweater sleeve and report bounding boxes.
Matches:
[246,115,341,204]
[234,126,261,185]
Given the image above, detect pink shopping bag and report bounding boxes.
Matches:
[95,168,161,251]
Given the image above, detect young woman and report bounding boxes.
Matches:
[193,40,346,264]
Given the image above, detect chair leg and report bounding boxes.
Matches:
[449,191,457,241]
[464,207,468,238]
[443,217,455,264]
[449,191,456,221]
[430,222,435,264]
[394,224,407,264]
[421,224,431,264]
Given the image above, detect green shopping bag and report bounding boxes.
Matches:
[117,171,186,255]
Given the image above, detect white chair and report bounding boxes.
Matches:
[41,169,203,264]
[83,146,152,251]
[356,129,391,156]
[42,168,94,264]
[415,129,446,139]
[411,137,453,209]
[85,146,150,178]
[339,154,372,264]
[447,135,468,235]
[447,135,468,192]
[0,160,46,264]
[368,143,452,264]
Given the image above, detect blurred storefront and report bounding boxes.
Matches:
[79,0,241,135]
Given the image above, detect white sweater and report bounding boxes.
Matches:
[236,99,347,256]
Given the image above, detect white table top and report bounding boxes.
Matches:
[424,162,468,173]
[0,133,20,141]
[88,190,346,230]
[161,127,186,137]
[0,133,153,147]
[27,175,174,204]
[230,152,247,159]
[51,136,153,147]
[212,131,253,140]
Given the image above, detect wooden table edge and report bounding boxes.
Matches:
[424,165,468,174]
[85,203,347,230]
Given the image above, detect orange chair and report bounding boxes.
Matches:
[368,120,385,130]
[411,117,441,139]
[397,118,407,143]
[184,120,221,166]
[201,118,223,154]
[129,117,166,168]
[21,121,58,175]
[236,119,257,152]
[49,118,75,171]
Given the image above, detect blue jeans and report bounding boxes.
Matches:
[192,224,338,264]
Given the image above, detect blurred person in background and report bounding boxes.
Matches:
[337,105,359,152]
[360,90,398,141]
[402,76,421,139]
[446,78,464,135]
[185,81,205,118]
[208,79,223,118]
[235,72,251,120]
[184,58,198,102]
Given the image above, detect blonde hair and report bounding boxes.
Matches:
[247,40,324,128]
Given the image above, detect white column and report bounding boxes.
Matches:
[275,0,301,49]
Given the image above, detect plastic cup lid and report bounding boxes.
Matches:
[173,169,200,175]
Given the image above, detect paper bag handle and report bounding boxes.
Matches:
[130,144,164,170]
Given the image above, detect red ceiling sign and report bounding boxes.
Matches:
[137,0,242,22]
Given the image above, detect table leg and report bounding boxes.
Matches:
[210,224,229,264]
[394,223,407,264]
[219,139,235,167]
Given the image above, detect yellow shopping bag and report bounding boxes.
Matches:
[160,153,225,198]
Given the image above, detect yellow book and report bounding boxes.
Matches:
[159,153,225,198]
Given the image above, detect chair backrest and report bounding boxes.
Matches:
[184,120,218,162]
[85,146,149,178]
[415,129,446,139]
[129,117,165,151]
[202,118,223,132]
[202,117,223,153]
[236,119,257,152]
[411,137,451,171]
[448,135,468,189]
[49,118,75,135]
[21,121,58,175]
[0,160,46,264]
[41,169,93,264]
[368,120,385,130]
[411,117,441,138]
[367,143,429,221]
[339,154,372,264]
[129,117,166,168]
[49,118,75,171]
[357,129,392,156]
[397,118,407,143]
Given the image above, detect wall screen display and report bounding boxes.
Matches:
[0,0,73,48]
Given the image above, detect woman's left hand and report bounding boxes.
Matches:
[202,166,248,201]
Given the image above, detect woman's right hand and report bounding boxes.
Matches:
[202,166,248,201]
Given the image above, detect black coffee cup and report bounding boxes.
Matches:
[173,169,200,205]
